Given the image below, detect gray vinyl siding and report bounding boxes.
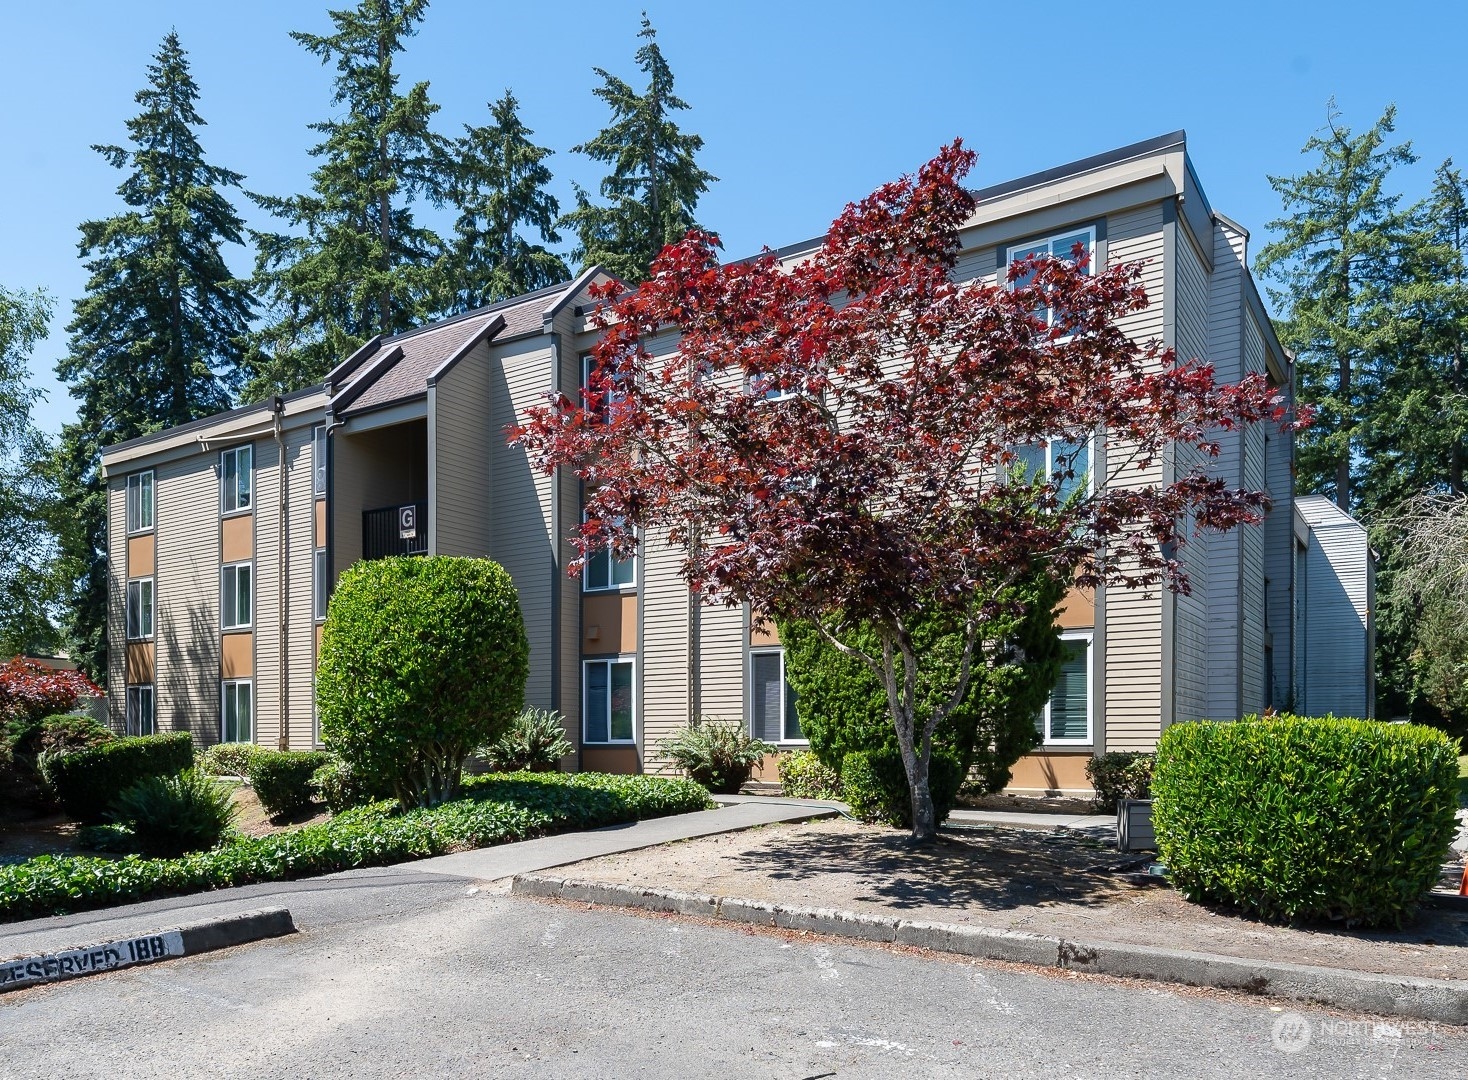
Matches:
[699,601,745,723]
[489,338,556,710]
[431,338,494,558]
[552,312,584,755]
[106,477,127,725]
[153,453,221,745]
[1297,500,1373,718]
[1263,411,1295,711]
[1100,202,1167,749]
[330,433,367,580]
[1240,317,1270,713]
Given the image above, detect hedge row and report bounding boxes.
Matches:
[0,772,713,922]
[45,732,194,823]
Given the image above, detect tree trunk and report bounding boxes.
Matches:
[907,749,937,844]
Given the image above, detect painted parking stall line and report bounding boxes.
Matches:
[0,907,294,994]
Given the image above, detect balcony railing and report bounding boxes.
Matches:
[363,503,428,560]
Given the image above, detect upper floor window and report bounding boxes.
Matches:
[125,471,154,534]
[582,511,635,592]
[221,562,252,631]
[748,372,796,403]
[1036,631,1092,746]
[221,445,252,514]
[313,425,327,496]
[1006,225,1097,328]
[126,578,154,641]
[1012,437,1092,503]
[582,353,630,423]
[314,548,329,622]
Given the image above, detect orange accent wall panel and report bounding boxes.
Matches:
[580,746,639,774]
[221,514,253,563]
[127,535,154,578]
[582,593,637,654]
[221,632,253,679]
[125,643,154,684]
[315,499,326,548]
[750,613,779,646]
[1057,587,1094,629]
[1007,751,1093,794]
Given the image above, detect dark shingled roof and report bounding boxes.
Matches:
[333,282,570,415]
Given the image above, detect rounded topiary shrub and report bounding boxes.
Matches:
[1152,715,1461,928]
[317,556,529,809]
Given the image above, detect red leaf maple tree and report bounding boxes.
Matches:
[514,142,1299,841]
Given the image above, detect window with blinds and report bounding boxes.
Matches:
[750,649,802,743]
[584,658,635,743]
[1037,633,1091,744]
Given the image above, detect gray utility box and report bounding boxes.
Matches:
[1117,798,1155,852]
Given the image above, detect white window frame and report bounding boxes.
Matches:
[1037,629,1093,747]
[125,684,155,737]
[125,470,154,534]
[221,679,253,744]
[1011,435,1095,499]
[126,578,154,641]
[221,561,253,631]
[749,648,804,745]
[582,353,630,423]
[1005,224,1098,329]
[220,445,253,515]
[582,657,636,745]
[581,513,636,593]
[314,547,328,622]
[747,371,797,403]
[312,425,328,496]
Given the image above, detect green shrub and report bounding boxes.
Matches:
[0,772,713,921]
[841,747,965,828]
[317,556,529,808]
[198,743,266,777]
[778,749,843,800]
[1152,715,1461,927]
[248,749,334,818]
[107,769,239,857]
[309,756,389,814]
[1085,751,1154,809]
[45,731,194,823]
[779,570,1066,797]
[482,708,573,772]
[2,713,115,810]
[659,719,772,794]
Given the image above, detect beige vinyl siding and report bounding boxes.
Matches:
[1203,220,1249,719]
[285,424,318,748]
[1100,202,1167,748]
[489,338,556,710]
[106,477,127,727]
[952,243,999,288]
[639,529,690,771]
[431,338,494,558]
[153,453,221,745]
[553,321,583,756]
[698,600,744,723]
[1240,316,1270,713]
[1170,220,1214,723]
[330,433,367,579]
[253,438,281,748]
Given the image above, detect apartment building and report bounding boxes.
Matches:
[100,131,1328,795]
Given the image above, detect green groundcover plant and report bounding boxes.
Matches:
[0,772,712,921]
[1152,714,1460,927]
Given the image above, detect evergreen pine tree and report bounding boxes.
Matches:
[0,286,66,656]
[54,31,253,679]
[562,15,716,283]
[247,0,447,397]
[447,90,568,308]
[1255,101,1416,511]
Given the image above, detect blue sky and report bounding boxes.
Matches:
[4,0,1462,435]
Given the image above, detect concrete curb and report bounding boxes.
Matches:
[0,907,295,994]
[512,875,1468,1025]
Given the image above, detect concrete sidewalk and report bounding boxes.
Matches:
[0,798,837,958]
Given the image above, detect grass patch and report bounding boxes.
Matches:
[0,771,713,922]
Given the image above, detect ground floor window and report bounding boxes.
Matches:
[314,547,328,621]
[1036,631,1092,745]
[750,649,802,744]
[584,658,635,743]
[125,684,155,736]
[222,679,253,743]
